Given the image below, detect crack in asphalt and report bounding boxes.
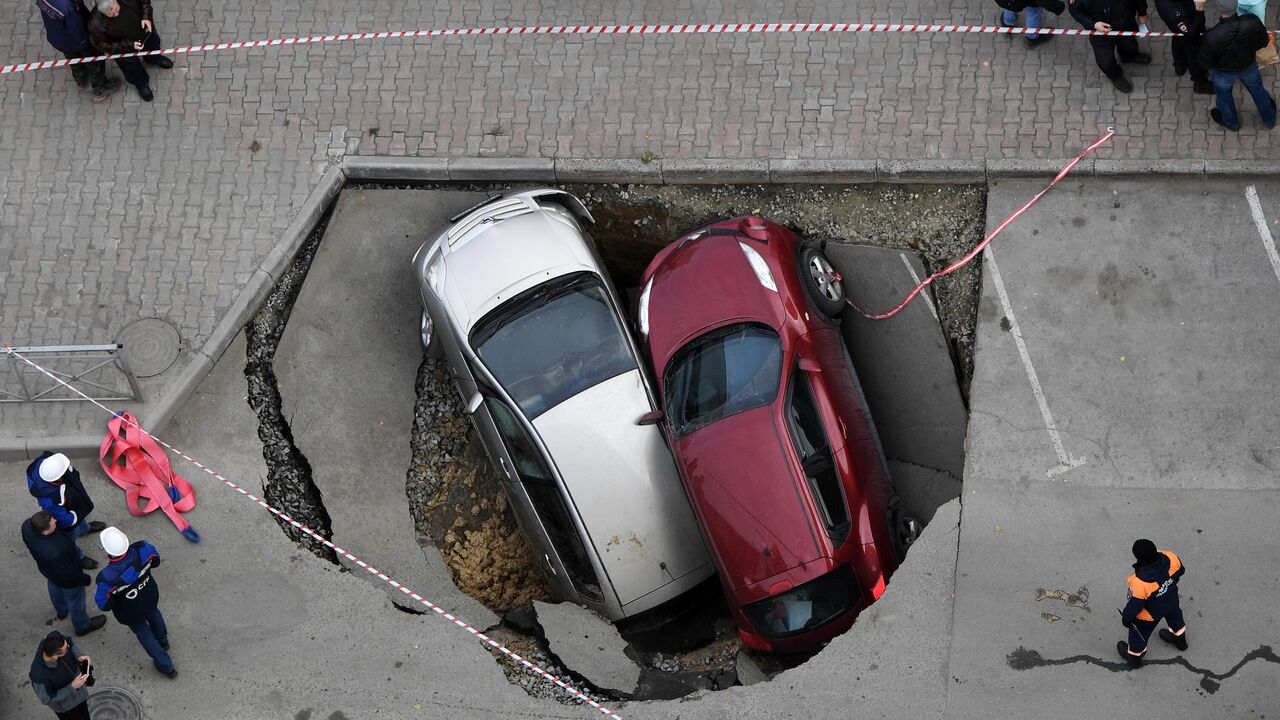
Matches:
[885,455,963,483]
[1007,645,1280,694]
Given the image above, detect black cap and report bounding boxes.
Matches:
[1132,538,1159,566]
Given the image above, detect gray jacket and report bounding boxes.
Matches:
[30,638,89,713]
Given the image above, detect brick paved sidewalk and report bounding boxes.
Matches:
[1,0,1277,443]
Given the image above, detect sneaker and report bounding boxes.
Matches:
[1123,52,1153,65]
[1026,34,1055,48]
[56,612,68,621]
[79,556,99,570]
[1159,628,1189,651]
[137,85,154,102]
[146,55,174,69]
[1116,641,1143,668]
[1193,79,1213,95]
[1111,75,1134,93]
[162,668,178,679]
[87,521,107,533]
[1210,108,1240,131]
[75,616,107,637]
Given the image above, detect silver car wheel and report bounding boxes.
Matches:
[808,254,845,304]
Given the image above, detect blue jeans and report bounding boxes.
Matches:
[1002,7,1045,38]
[47,582,92,633]
[128,608,174,673]
[69,522,90,559]
[1211,63,1277,129]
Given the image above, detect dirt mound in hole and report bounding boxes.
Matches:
[406,356,551,611]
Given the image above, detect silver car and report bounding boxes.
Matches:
[412,188,713,621]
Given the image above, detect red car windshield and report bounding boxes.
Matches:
[664,324,782,437]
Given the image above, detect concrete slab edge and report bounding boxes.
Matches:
[343,157,1279,184]
[144,166,345,434]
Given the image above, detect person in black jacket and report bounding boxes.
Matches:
[1069,0,1153,92]
[1198,0,1276,130]
[22,512,108,637]
[1154,0,1214,93]
[30,632,94,719]
[88,0,173,102]
[998,0,1068,47]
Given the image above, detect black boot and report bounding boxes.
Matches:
[1117,641,1143,668]
[1159,628,1188,651]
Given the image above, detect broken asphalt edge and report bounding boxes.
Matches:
[8,154,1276,461]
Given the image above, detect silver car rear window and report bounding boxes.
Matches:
[472,272,637,419]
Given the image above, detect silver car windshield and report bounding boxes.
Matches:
[472,272,637,420]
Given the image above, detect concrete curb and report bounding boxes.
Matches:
[341,156,1275,185]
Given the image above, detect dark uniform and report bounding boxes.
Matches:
[1118,539,1187,667]
[1154,0,1211,91]
[95,539,176,677]
[1069,0,1152,91]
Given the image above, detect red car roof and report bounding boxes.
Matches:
[643,230,788,378]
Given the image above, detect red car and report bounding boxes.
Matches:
[636,217,914,654]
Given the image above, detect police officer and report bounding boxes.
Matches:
[30,631,94,720]
[94,527,177,678]
[26,451,106,569]
[1118,538,1188,668]
[1069,0,1153,92]
[1155,0,1213,93]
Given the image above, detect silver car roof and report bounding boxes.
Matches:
[432,191,598,335]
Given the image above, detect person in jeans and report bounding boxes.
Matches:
[95,527,177,678]
[1198,0,1276,130]
[1069,0,1153,93]
[88,0,173,102]
[997,0,1068,47]
[30,632,94,720]
[35,0,121,101]
[22,511,108,637]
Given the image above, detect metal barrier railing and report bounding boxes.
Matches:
[1,345,142,403]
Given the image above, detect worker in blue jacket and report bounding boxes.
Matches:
[35,0,121,101]
[26,451,106,569]
[95,527,177,679]
[1118,538,1188,668]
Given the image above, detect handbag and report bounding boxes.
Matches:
[1258,36,1280,69]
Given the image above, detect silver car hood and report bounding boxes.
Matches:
[436,207,597,335]
[532,369,712,608]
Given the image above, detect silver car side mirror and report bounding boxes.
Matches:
[465,392,484,416]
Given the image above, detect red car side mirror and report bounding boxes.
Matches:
[636,410,665,426]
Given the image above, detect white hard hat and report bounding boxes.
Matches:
[100,527,130,557]
[39,453,71,483]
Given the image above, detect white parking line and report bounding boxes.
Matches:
[1245,185,1280,287]
[984,247,1087,479]
[898,252,940,320]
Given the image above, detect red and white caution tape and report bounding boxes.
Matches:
[843,127,1116,321]
[2,344,624,720]
[1,21,1200,76]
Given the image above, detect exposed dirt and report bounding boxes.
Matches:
[406,356,552,610]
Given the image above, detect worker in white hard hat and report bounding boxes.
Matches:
[94,527,177,679]
[25,451,107,570]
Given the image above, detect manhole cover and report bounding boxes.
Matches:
[116,318,181,378]
[88,686,144,720]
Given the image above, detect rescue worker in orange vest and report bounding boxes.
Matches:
[1118,539,1187,667]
